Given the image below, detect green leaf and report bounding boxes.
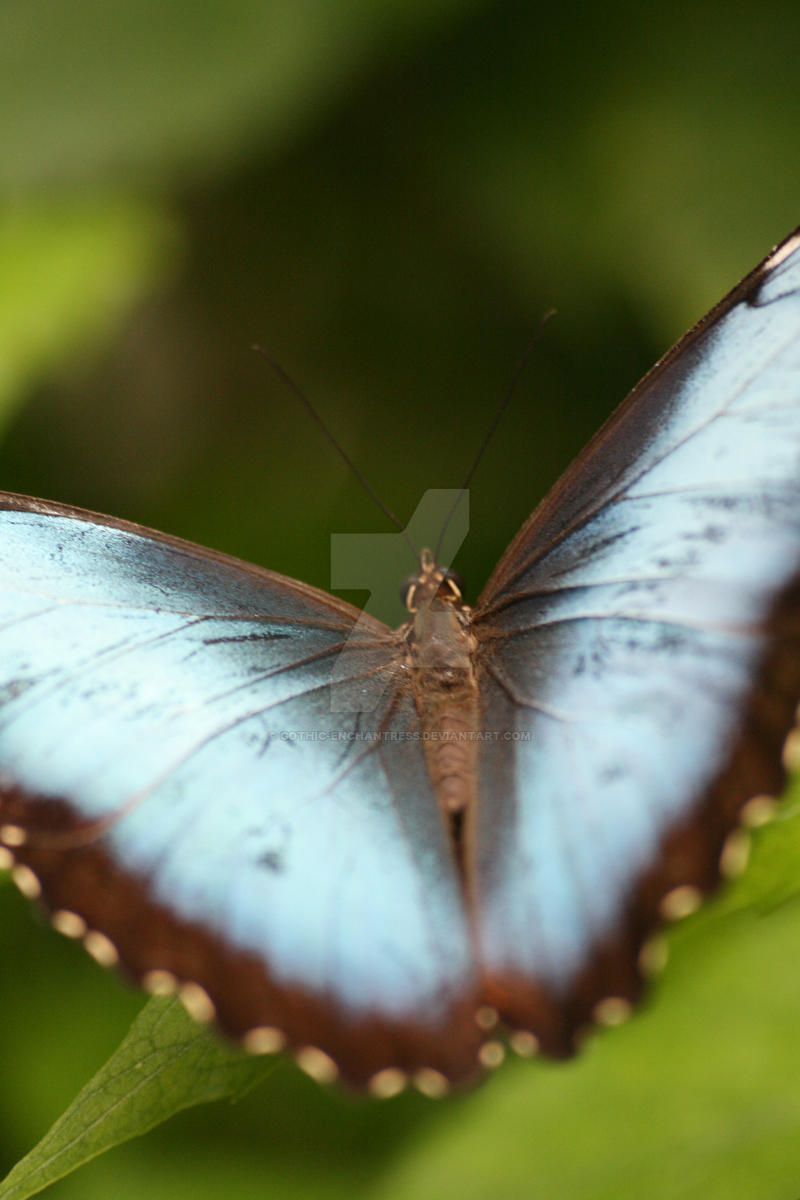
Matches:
[725,779,800,915]
[0,998,272,1200]
[375,902,800,1200]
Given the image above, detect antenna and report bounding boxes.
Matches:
[433,310,557,563]
[252,346,419,560]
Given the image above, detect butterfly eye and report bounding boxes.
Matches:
[399,574,419,607]
[441,568,464,600]
[400,568,464,609]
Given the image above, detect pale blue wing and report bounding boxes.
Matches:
[469,229,800,1048]
[0,497,481,1087]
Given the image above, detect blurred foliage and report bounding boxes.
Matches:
[0,197,179,426]
[2,0,800,1197]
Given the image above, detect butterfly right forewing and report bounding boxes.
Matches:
[467,229,800,1050]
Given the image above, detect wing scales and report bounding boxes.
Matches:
[470,229,800,1048]
[0,498,482,1086]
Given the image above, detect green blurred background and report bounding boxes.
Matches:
[3,1,800,1197]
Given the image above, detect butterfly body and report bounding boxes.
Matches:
[404,551,481,819]
[3,229,800,1092]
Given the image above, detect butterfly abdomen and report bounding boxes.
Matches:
[407,593,481,820]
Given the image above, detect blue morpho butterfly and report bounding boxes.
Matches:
[2,229,800,1099]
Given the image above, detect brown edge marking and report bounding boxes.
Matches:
[0,786,486,1093]
[482,580,800,1054]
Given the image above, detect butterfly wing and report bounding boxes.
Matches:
[0,496,482,1089]
[468,229,800,1051]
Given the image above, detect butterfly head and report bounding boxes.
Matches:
[400,548,464,614]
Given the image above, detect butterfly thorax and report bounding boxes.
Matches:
[403,551,480,822]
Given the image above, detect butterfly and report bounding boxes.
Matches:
[2,229,800,1099]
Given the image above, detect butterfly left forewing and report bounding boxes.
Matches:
[0,496,483,1089]
[467,229,800,1051]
